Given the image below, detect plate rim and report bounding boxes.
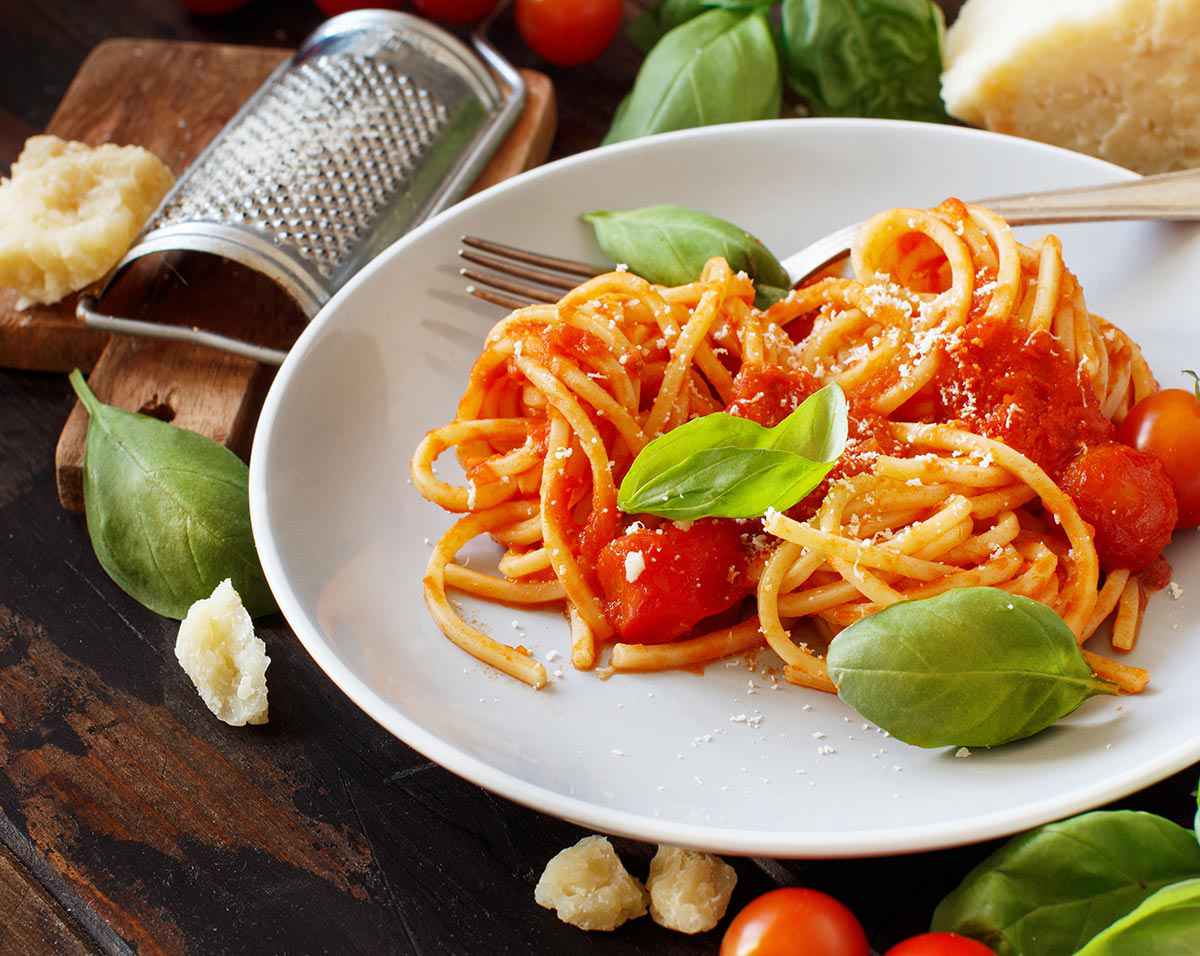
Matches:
[250,117,1200,858]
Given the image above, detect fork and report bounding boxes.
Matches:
[460,167,1200,311]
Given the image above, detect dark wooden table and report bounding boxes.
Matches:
[1,2,1197,954]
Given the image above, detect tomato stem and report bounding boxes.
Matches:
[1184,369,1200,399]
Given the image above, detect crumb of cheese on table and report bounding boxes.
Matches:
[175,579,269,727]
[942,0,1200,174]
[0,135,173,305]
[647,845,737,934]
[534,836,647,931]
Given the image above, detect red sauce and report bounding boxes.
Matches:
[728,366,821,427]
[927,323,1114,477]
[595,519,753,643]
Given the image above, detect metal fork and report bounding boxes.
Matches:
[460,168,1200,309]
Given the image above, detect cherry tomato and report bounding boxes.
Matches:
[314,0,403,13]
[411,0,497,23]
[515,0,623,67]
[183,0,251,13]
[721,888,870,956]
[1117,372,1200,528]
[885,932,996,956]
[1060,441,1177,572]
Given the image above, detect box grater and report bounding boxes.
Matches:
[77,9,525,364]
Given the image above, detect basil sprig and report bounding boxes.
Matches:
[618,383,847,519]
[1074,879,1200,956]
[604,8,782,145]
[628,0,774,53]
[933,811,1200,956]
[69,370,276,620]
[780,0,948,121]
[827,588,1116,748]
[583,205,792,308]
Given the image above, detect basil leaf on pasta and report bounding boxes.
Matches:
[604,8,781,145]
[582,204,792,304]
[780,0,949,121]
[618,384,846,518]
[827,588,1116,748]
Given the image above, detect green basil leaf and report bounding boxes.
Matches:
[69,370,277,620]
[618,383,847,518]
[827,588,1116,748]
[932,811,1200,956]
[604,9,782,145]
[582,204,792,298]
[628,0,774,52]
[1074,878,1200,956]
[780,0,949,121]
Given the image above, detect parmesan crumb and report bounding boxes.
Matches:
[535,836,647,931]
[647,846,737,935]
[624,550,646,583]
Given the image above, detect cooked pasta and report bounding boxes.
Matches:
[412,200,1172,694]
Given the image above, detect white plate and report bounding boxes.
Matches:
[250,119,1200,858]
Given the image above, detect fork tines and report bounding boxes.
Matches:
[459,236,608,311]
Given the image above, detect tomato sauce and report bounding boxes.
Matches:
[595,519,754,644]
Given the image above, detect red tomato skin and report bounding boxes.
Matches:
[1060,442,1177,572]
[184,0,251,13]
[595,519,751,644]
[885,932,996,956]
[1117,387,1200,528]
[411,0,496,23]
[515,0,623,66]
[314,0,404,13]
[720,888,871,956]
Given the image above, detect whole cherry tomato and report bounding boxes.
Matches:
[1117,371,1200,528]
[721,888,871,956]
[1060,441,1177,572]
[314,0,403,13]
[515,0,623,67]
[885,932,996,955]
[183,0,251,13]
[411,0,497,23]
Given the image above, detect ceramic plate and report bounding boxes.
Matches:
[250,119,1200,857]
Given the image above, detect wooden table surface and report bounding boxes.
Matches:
[1,2,1197,954]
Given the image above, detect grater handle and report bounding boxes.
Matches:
[77,296,289,365]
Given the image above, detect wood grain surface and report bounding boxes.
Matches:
[5,3,1199,956]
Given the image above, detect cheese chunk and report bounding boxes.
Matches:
[175,579,270,726]
[534,836,647,931]
[0,135,173,305]
[646,845,738,934]
[942,0,1200,174]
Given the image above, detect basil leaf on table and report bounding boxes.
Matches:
[932,811,1200,956]
[604,8,782,145]
[582,204,792,308]
[780,0,948,121]
[628,0,774,53]
[69,370,277,620]
[1074,878,1200,955]
[618,383,847,519]
[826,588,1116,748]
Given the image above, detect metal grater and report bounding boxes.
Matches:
[77,9,525,364]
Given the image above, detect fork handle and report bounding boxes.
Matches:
[981,167,1200,226]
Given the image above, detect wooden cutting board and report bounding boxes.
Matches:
[0,38,555,510]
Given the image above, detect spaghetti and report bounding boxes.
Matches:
[412,200,1171,694]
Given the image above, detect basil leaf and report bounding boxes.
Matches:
[933,811,1200,956]
[628,0,774,52]
[1074,879,1200,956]
[780,0,949,121]
[618,383,846,518]
[69,370,277,620]
[827,588,1116,748]
[604,9,782,145]
[582,204,792,305]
